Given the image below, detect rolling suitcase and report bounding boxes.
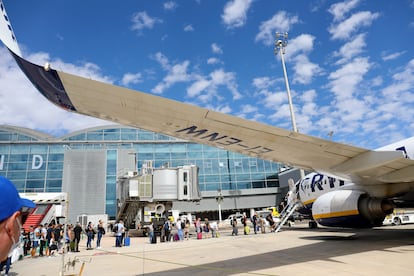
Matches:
[151,234,157,244]
[197,232,202,239]
[124,237,130,246]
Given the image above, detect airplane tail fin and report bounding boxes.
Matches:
[0,0,22,56]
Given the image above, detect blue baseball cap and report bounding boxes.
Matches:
[0,176,35,222]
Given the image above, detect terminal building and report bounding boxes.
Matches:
[0,124,292,224]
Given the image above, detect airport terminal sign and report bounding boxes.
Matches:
[0,154,45,170]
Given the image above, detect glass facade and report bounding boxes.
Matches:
[0,125,281,218]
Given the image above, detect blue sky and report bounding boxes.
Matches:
[0,0,413,149]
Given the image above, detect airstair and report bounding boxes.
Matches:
[274,179,302,233]
[274,201,300,233]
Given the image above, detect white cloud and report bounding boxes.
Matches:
[121,72,143,86]
[152,60,191,94]
[285,34,315,58]
[252,76,276,90]
[292,55,321,84]
[328,57,371,100]
[184,24,194,32]
[186,69,242,102]
[328,11,379,40]
[328,0,360,22]
[152,52,170,70]
[207,57,222,65]
[131,11,162,32]
[381,51,406,61]
[255,11,299,46]
[164,1,177,11]
[222,0,253,29]
[187,77,210,98]
[210,69,241,100]
[263,91,287,108]
[334,33,366,64]
[382,58,414,98]
[211,43,223,54]
[240,104,258,114]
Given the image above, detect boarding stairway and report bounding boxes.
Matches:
[117,199,141,229]
[274,200,300,233]
[22,204,53,231]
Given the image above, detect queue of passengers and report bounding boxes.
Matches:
[232,213,278,236]
[145,217,219,243]
[20,219,106,258]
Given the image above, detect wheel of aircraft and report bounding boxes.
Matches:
[309,220,318,229]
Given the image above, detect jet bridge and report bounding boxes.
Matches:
[117,164,201,228]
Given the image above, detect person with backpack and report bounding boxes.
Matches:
[96,220,105,248]
[114,220,124,247]
[163,220,171,242]
[85,222,94,250]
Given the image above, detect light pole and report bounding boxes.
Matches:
[274,32,297,133]
[216,189,224,224]
[274,32,305,179]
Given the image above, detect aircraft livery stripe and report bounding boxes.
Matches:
[302,198,315,206]
[313,209,359,220]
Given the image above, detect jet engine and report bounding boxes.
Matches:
[312,190,394,228]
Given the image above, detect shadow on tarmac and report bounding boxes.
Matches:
[138,226,414,276]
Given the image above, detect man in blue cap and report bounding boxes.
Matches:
[0,176,35,260]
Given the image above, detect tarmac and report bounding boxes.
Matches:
[6,221,414,276]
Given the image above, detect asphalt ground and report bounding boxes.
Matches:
[6,221,414,276]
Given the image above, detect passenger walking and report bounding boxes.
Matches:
[195,218,202,239]
[45,223,53,256]
[251,213,258,234]
[231,218,238,236]
[67,224,75,252]
[115,220,124,247]
[53,224,62,253]
[148,222,155,244]
[176,218,184,241]
[210,221,218,238]
[163,220,171,242]
[22,228,31,256]
[260,217,266,233]
[266,214,276,232]
[205,218,211,238]
[96,220,105,248]
[30,225,39,257]
[39,224,47,256]
[73,222,82,252]
[241,215,249,235]
[85,222,94,250]
[184,219,190,240]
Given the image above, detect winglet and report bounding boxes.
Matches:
[0,0,22,56]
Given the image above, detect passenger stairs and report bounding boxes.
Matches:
[22,204,52,231]
[274,201,300,233]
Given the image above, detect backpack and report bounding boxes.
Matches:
[46,227,53,240]
[181,221,185,229]
[164,221,170,231]
[113,224,118,233]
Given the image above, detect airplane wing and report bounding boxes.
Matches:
[10,50,414,186]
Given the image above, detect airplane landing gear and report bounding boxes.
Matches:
[309,220,318,229]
